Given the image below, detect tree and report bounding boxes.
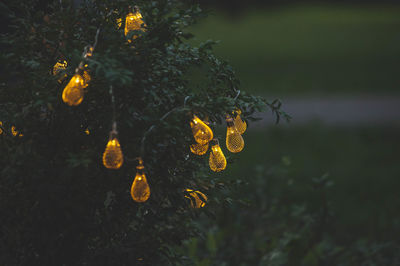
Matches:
[0,0,287,265]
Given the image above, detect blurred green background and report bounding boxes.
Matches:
[190,4,400,95]
[180,3,400,265]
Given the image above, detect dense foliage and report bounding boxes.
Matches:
[0,0,287,265]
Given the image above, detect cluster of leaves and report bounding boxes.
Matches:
[0,0,288,265]
[178,160,400,266]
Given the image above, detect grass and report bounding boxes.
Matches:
[189,4,400,95]
[221,124,400,241]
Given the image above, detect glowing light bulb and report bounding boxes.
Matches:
[190,142,209,156]
[233,109,247,135]
[131,158,150,202]
[190,115,213,145]
[185,189,207,208]
[0,121,3,135]
[124,6,146,38]
[84,128,90,135]
[102,137,124,169]
[52,60,68,83]
[62,74,85,106]
[226,116,244,153]
[209,140,227,172]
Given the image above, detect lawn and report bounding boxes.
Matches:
[189,4,400,95]
[223,124,400,241]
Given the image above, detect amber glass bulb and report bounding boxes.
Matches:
[226,116,244,153]
[233,109,247,135]
[102,137,124,169]
[131,159,150,202]
[209,142,227,172]
[62,74,85,106]
[190,115,213,145]
[124,8,146,37]
[185,189,207,208]
[190,142,209,156]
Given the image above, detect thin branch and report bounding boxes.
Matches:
[140,106,183,157]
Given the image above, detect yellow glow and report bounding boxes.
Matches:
[11,126,23,137]
[124,10,146,37]
[116,17,122,29]
[190,115,213,145]
[209,143,227,172]
[233,109,247,135]
[52,60,68,83]
[82,70,91,88]
[62,74,85,106]
[190,142,209,156]
[226,116,244,153]
[185,189,207,208]
[131,159,150,202]
[84,128,90,135]
[0,121,3,135]
[102,138,124,169]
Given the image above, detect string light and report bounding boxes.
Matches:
[226,115,244,153]
[62,72,85,106]
[124,6,146,39]
[233,109,247,135]
[185,189,207,208]
[190,142,209,156]
[209,139,227,172]
[131,158,150,203]
[190,115,213,145]
[102,123,124,169]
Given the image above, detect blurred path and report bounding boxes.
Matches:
[255,95,400,127]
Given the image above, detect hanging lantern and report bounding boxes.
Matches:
[131,158,151,203]
[232,109,247,135]
[226,115,244,153]
[102,128,124,169]
[62,71,85,106]
[190,115,213,145]
[124,6,146,38]
[209,139,227,172]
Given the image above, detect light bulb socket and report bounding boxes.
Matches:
[226,116,234,127]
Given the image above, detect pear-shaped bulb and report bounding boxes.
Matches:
[124,7,146,37]
[190,115,213,145]
[226,116,244,153]
[190,142,209,156]
[102,137,124,169]
[62,74,85,106]
[185,189,207,208]
[233,109,247,135]
[131,159,150,202]
[209,142,227,172]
